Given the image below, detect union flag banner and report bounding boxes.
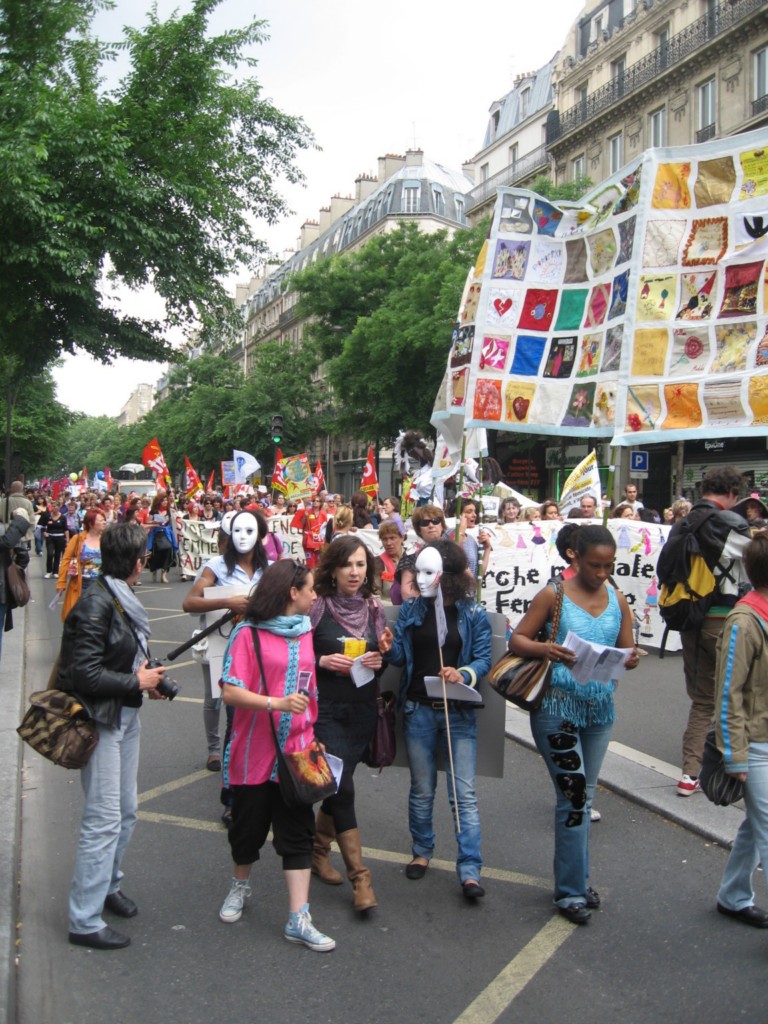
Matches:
[271,448,287,494]
[360,446,378,497]
[313,460,325,495]
[434,126,768,447]
[184,456,204,499]
[142,438,172,487]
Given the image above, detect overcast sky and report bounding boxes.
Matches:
[53,0,583,417]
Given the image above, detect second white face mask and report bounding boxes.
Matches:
[415,547,443,598]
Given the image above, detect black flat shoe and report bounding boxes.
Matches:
[559,904,591,925]
[69,926,131,950]
[405,859,429,880]
[586,887,601,909]
[104,890,137,918]
[717,903,768,928]
[462,880,485,899]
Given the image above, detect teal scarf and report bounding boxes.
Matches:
[257,614,312,638]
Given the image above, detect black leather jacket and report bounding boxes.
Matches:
[56,577,142,729]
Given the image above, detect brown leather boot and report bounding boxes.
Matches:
[311,810,343,885]
[336,828,377,911]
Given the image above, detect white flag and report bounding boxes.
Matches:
[233,450,260,483]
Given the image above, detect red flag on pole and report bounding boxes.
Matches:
[184,456,204,499]
[81,466,89,489]
[142,438,172,489]
[360,446,378,498]
[206,469,215,493]
[104,466,113,491]
[313,460,325,495]
[271,448,287,494]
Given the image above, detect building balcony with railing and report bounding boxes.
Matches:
[465,144,550,213]
[547,0,764,145]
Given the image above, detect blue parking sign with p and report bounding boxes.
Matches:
[630,450,649,473]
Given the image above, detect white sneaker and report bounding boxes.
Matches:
[590,808,601,822]
[219,879,251,923]
[284,904,335,952]
[44,573,52,579]
[677,774,701,797]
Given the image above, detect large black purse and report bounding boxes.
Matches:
[699,730,744,807]
[488,578,564,711]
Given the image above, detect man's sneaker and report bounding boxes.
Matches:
[284,904,335,952]
[677,774,701,797]
[590,808,601,822]
[219,879,251,923]
[44,573,52,579]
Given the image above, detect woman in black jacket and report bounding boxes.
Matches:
[57,523,166,951]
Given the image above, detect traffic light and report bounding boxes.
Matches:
[270,414,284,444]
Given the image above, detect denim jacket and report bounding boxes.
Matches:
[386,596,493,709]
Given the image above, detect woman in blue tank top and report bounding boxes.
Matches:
[510,525,639,925]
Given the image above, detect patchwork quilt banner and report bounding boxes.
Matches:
[441,126,768,445]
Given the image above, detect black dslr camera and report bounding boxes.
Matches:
[146,658,180,700]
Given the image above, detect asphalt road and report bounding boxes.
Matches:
[14,566,768,1024]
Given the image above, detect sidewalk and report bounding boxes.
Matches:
[0,599,746,1024]
[0,604,25,1024]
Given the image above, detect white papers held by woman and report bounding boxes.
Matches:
[562,630,634,685]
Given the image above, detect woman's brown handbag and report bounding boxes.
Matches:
[489,578,564,711]
[17,689,98,769]
[6,554,30,608]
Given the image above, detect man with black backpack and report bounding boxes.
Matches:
[659,468,751,797]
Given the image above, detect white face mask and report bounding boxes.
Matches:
[230,512,259,554]
[415,547,443,598]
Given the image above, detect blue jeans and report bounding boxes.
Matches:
[718,742,768,911]
[69,707,141,934]
[529,708,613,908]
[402,701,482,883]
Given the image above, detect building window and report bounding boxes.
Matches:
[455,197,465,223]
[480,163,490,182]
[572,154,585,180]
[697,77,716,140]
[609,132,623,174]
[432,186,445,216]
[402,184,420,214]
[611,55,626,99]
[509,143,519,167]
[520,87,531,120]
[656,23,670,70]
[755,46,768,110]
[649,106,666,147]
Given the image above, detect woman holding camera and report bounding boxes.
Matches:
[58,523,167,950]
[217,559,335,952]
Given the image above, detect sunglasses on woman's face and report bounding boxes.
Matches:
[420,517,443,527]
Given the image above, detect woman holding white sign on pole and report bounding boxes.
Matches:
[509,525,638,925]
[387,538,492,900]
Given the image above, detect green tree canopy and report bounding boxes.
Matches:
[291,219,489,442]
[0,0,312,480]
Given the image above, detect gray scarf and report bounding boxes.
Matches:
[102,575,151,671]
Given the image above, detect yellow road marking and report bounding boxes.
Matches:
[138,810,222,832]
[453,916,574,1024]
[138,770,211,804]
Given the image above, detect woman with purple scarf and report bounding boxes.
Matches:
[308,536,392,913]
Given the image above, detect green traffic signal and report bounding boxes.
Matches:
[270,414,284,444]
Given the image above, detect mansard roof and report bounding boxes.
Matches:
[242,155,473,317]
[480,55,557,150]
